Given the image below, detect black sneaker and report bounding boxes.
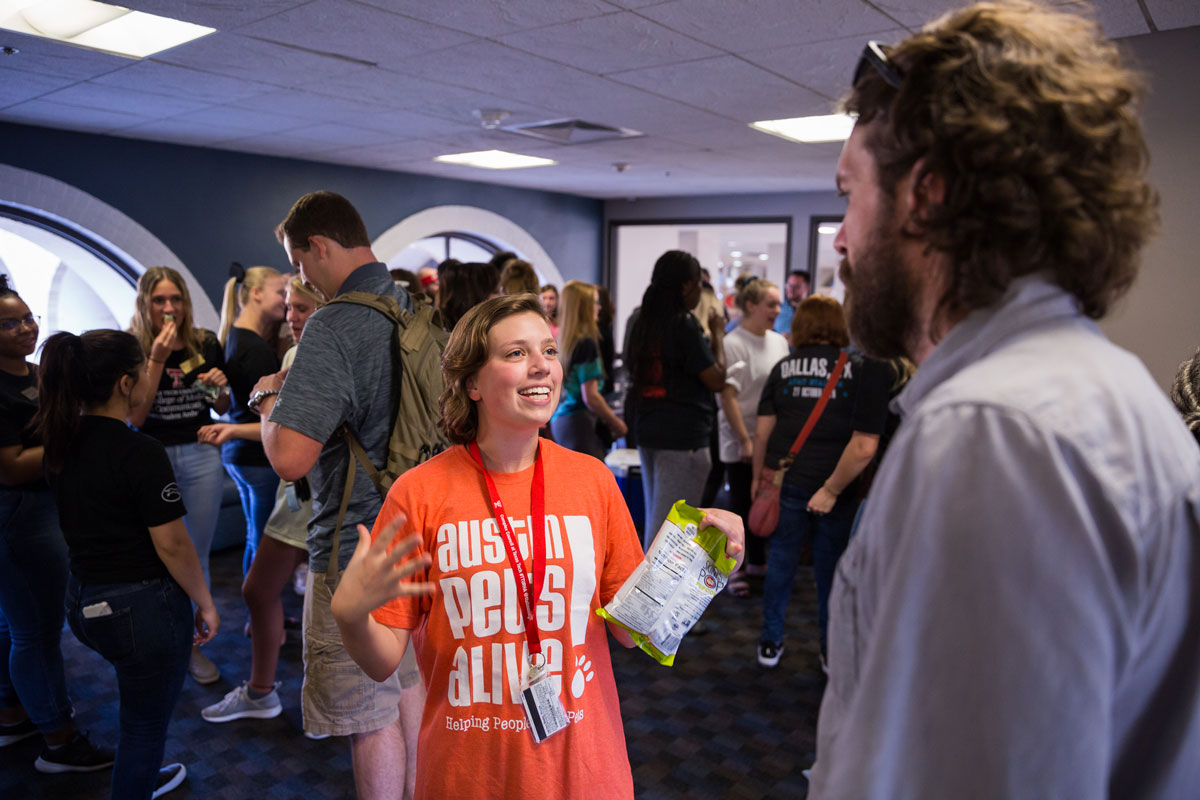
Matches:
[33,730,114,774]
[0,717,37,747]
[151,763,187,799]
[757,641,784,668]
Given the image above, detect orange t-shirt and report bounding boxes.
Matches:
[371,441,643,799]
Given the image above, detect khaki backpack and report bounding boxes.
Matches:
[325,289,450,581]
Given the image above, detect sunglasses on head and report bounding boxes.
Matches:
[853,40,905,90]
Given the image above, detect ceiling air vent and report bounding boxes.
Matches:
[500,118,643,145]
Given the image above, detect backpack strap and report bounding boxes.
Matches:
[322,290,426,583]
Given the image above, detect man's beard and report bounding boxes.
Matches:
[841,221,922,361]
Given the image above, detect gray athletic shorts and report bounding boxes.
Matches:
[301,569,422,736]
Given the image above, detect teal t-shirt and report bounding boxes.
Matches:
[552,338,604,420]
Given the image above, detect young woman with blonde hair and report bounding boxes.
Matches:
[209,264,288,577]
[550,282,625,458]
[201,275,324,728]
[128,266,229,685]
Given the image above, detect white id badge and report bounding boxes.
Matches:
[519,663,568,744]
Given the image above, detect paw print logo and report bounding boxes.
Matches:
[570,655,594,698]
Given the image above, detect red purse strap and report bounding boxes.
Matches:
[783,350,849,460]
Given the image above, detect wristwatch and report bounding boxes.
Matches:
[248,388,280,414]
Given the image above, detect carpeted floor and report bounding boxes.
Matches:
[1,541,825,799]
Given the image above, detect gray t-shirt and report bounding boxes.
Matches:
[268,262,412,572]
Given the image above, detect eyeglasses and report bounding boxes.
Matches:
[853,40,904,90]
[0,313,39,333]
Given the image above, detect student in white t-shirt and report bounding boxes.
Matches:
[717,279,790,594]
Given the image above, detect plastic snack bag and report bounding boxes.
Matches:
[598,500,736,665]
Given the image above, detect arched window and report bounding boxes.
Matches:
[0,204,139,358]
[388,231,502,273]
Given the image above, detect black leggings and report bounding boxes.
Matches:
[726,461,765,568]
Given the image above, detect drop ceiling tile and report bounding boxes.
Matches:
[866,0,967,29]
[0,31,131,80]
[352,109,478,139]
[0,67,79,108]
[119,0,308,29]
[389,42,619,116]
[284,122,400,147]
[354,0,616,37]
[638,0,897,52]
[114,118,258,146]
[168,105,308,134]
[154,32,374,88]
[92,61,274,103]
[1059,0,1151,37]
[218,133,331,158]
[611,55,831,121]
[496,12,721,74]
[236,0,476,70]
[40,82,211,118]
[227,87,373,118]
[1143,0,1200,30]
[747,32,901,101]
[0,99,151,133]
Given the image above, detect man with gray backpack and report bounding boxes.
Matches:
[252,191,447,800]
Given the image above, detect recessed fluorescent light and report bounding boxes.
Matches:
[434,150,556,170]
[1,0,215,59]
[758,253,769,260]
[749,114,855,144]
[729,250,742,258]
[818,224,840,235]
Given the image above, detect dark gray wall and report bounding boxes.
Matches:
[0,121,603,305]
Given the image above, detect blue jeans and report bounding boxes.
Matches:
[66,575,191,800]
[0,488,72,732]
[163,442,223,587]
[761,483,858,654]
[223,461,279,577]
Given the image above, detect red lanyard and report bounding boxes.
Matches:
[467,441,546,657]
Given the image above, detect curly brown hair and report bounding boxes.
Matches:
[842,1,1159,322]
[791,295,849,348]
[439,293,548,444]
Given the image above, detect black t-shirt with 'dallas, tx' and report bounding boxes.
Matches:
[49,416,186,584]
[758,346,891,496]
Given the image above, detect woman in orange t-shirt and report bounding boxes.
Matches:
[331,293,743,798]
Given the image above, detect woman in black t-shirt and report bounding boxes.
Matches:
[750,296,891,670]
[0,279,114,772]
[209,265,287,577]
[627,251,727,549]
[36,329,219,800]
[127,266,229,685]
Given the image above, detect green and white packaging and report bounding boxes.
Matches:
[598,500,736,666]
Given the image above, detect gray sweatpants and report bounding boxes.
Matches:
[637,446,711,551]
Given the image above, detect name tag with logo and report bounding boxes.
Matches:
[179,354,205,375]
[20,385,38,401]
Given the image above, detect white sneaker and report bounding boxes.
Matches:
[201,682,282,723]
[152,763,186,798]
[303,730,331,740]
[188,648,220,685]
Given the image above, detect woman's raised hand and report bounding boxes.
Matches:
[150,320,176,362]
[332,515,435,623]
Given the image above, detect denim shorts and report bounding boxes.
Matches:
[301,569,421,736]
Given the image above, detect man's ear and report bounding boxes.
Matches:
[308,235,331,261]
[904,158,946,229]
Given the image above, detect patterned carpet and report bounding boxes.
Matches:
[1,540,825,799]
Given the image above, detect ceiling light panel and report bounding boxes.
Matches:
[749,114,855,143]
[0,0,215,59]
[434,150,556,170]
